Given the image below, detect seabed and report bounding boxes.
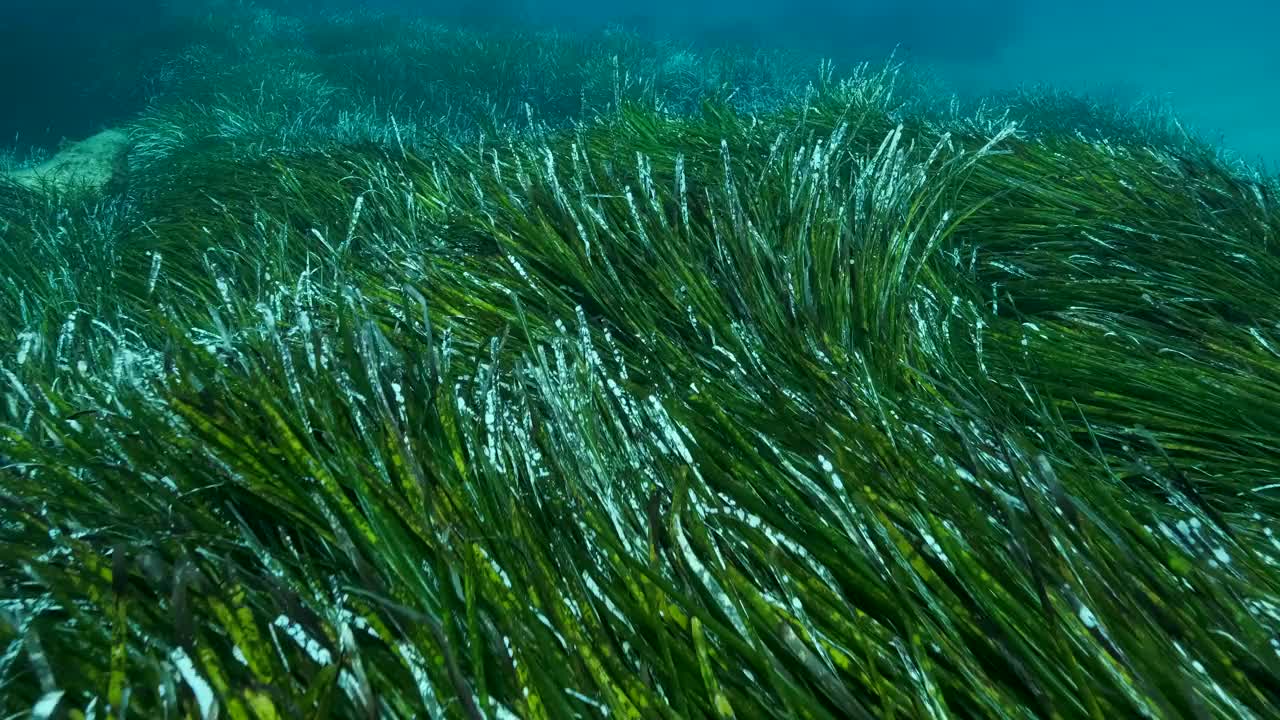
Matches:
[1,6,1279,719]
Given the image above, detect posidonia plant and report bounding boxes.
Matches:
[2,9,1280,720]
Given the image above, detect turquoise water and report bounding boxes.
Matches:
[404,0,1279,168]
[0,0,1275,169]
[925,2,1279,170]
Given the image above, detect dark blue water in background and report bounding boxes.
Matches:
[1,0,1276,168]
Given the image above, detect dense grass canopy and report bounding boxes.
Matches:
[2,6,1280,719]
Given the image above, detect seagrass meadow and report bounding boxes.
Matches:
[3,8,1280,720]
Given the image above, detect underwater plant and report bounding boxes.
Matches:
[2,8,1280,720]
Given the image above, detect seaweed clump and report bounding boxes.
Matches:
[2,7,1280,720]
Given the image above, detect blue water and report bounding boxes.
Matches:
[1,0,1276,169]
[470,0,1279,168]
